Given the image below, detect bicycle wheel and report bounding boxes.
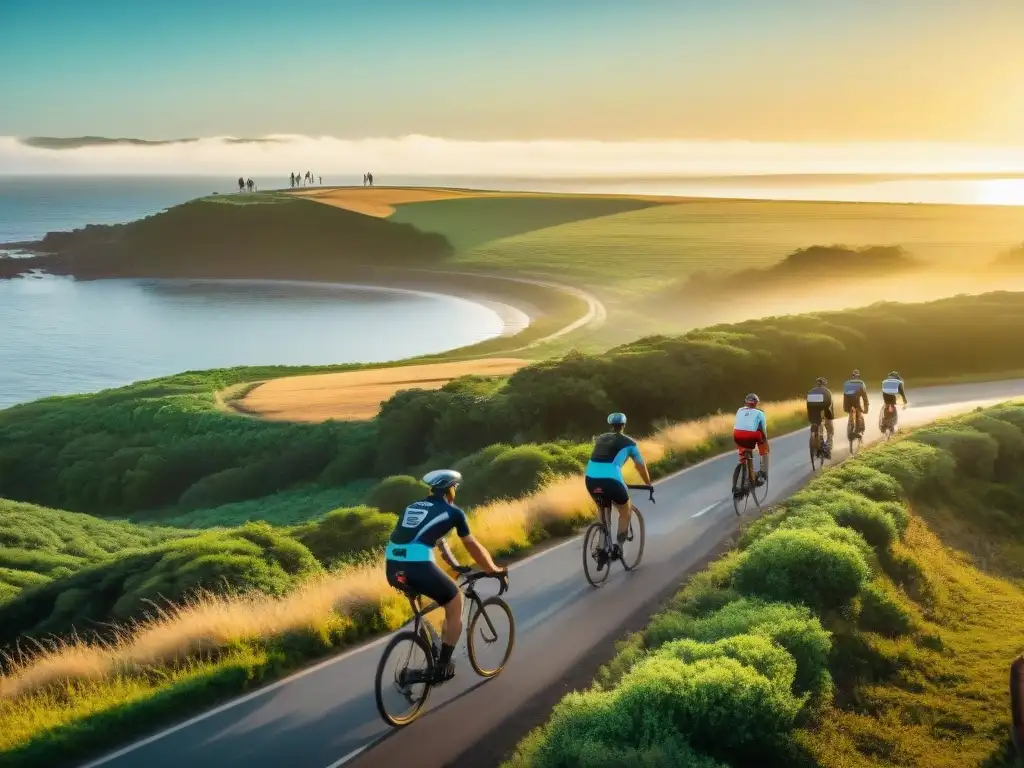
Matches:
[847,417,859,455]
[731,462,747,516]
[751,460,768,507]
[809,427,823,471]
[582,522,611,587]
[467,596,515,677]
[375,630,434,727]
[620,507,645,571]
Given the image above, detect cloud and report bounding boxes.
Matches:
[2,134,1024,177]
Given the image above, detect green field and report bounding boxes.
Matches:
[389,194,667,252]
[452,198,1024,287]
[508,404,1024,768]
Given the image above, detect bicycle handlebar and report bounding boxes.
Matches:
[627,484,656,503]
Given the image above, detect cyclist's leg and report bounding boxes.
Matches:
[584,477,610,526]
[756,432,770,481]
[824,417,835,445]
[388,560,461,677]
[608,480,632,545]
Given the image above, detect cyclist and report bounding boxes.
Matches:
[733,393,770,485]
[385,469,508,683]
[842,369,870,437]
[584,412,652,563]
[806,376,835,456]
[880,370,909,430]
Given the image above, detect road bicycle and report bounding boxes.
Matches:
[583,483,653,588]
[847,406,865,455]
[809,421,831,471]
[374,570,513,727]
[879,402,907,440]
[732,447,768,515]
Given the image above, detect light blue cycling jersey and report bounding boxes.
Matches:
[585,431,644,483]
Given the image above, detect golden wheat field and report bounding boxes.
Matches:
[454,199,1024,283]
[238,358,528,421]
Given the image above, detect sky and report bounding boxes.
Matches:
[3,0,1024,144]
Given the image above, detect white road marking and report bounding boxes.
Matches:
[690,502,720,519]
[323,737,384,768]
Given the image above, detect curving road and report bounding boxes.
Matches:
[81,379,1024,768]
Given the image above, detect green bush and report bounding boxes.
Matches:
[454,442,588,507]
[293,506,396,565]
[364,475,426,515]
[659,635,798,694]
[733,529,870,613]
[822,491,899,552]
[857,441,954,493]
[509,689,724,768]
[858,579,915,637]
[912,426,999,481]
[815,464,902,502]
[647,599,832,700]
[0,523,321,645]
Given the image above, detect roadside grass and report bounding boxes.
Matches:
[0,401,805,766]
[455,199,1024,287]
[503,404,1024,768]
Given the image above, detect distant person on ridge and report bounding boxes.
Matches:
[584,413,651,566]
[237,177,245,192]
[842,369,870,437]
[806,376,835,456]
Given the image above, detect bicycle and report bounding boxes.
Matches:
[583,483,653,588]
[809,421,831,471]
[374,570,514,727]
[847,407,865,455]
[879,402,907,440]
[732,447,768,515]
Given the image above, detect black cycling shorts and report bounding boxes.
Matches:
[807,407,834,425]
[842,394,863,413]
[585,476,629,506]
[386,560,459,606]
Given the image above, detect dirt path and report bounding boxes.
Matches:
[236,358,527,422]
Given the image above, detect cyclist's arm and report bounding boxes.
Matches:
[861,386,870,411]
[628,444,652,485]
[436,537,461,570]
[758,410,768,440]
[899,382,908,404]
[460,534,504,574]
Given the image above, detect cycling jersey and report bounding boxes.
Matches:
[585,432,644,484]
[806,386,835,424]
[842,378,869,412]
[385,496,471,563]
[881,377,908,406]
[734,406,767,436]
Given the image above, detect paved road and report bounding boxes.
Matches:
[82,379,1024,768]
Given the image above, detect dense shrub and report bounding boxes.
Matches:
[856,441,954,493]
[912,426,999,481]
[659,635,798,694]
[822,491,899,552]
[454,441,589,507]
[364,475,426,515]
[733,529,869,613]
[813,464,902,502]
[293,506,396,565]
[858,579,915,637]
[0,523,321,645]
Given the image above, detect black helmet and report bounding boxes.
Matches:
[888,371,900,379]
[815,376,827,386]
[422,469,462,493]
[607,412,627,426]
[744,393,760,406]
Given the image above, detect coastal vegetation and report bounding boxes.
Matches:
[0,400,807,766]
[3,291,1024,528]
[505,404,1024,768]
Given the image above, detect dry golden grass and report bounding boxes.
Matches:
[290,187,685,218]
[290,187,480,217]
[238,358,528,422]
[0,398,800,703]
[635,399,805,469]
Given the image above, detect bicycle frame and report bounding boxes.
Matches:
[401,573,497,655]
[738,447,758,485]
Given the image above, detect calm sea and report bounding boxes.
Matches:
[1,173,1022,409]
